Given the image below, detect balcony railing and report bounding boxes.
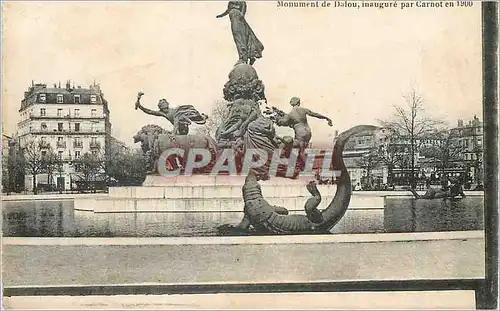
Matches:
[39,142,51,149]
[29,113,105,120]
[89,142,101,149]
[56,141,67,149]
[26,128,106,136]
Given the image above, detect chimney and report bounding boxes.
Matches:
[458,119,463,127]
[58,81,61,88]
[66,80,71,90]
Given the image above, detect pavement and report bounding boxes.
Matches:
[3,232,484,288]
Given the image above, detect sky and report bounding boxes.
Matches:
[2,1,482,146]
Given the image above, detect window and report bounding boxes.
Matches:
[57,108,63,117]
[74,138,83,149]
[58,151,63,159]
[58,137,63,142]
[75,151,81,159]
[41,123,47,131]
[91,150,98,155]
[74,109,80,117]
[40,108,46,116]
[41,137,47,143]
[41,150,47,157]
[74,95,81,104]
[57,94,64,104]
[91,109,97,117]
[91,137,98,144]
[39,93,46,103]
[91,95,97,103]
[74,123,80,132]
[58,123,63,132]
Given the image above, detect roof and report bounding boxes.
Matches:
[20,84,105,111]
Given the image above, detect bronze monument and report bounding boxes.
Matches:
[133,1,382,235]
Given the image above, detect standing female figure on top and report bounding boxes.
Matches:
[216,1,264,66]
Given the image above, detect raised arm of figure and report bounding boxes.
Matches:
[305,109,333,126]
[135,92,168,118]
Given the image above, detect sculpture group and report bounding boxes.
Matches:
[133,1,380,235]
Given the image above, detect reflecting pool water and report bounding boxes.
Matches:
[2,197,484,237]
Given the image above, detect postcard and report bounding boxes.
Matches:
[2,1,497,309]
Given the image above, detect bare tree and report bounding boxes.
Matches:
[23,139,55,194]
[378,142,401,185]
[419,128,464,180]
[379,90,444,189]
[355,149,383,190]
[194,100,230,137]
[42,150,60,190]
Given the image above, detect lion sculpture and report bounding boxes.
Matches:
[133,125,218,174]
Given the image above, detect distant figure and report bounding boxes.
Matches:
[216,1,264,66]
[441,177,452,192]
[410,179,465,200]
[135,92,208,135]
[275,97,333,151]
[449,179,467,199]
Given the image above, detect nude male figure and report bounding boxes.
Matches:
[276,97,333,150]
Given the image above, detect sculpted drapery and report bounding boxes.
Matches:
[217,1,264,66]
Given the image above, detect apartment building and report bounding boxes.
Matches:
[451,116,483,184]
[16,81,112,190]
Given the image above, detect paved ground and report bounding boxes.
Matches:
[3,234,484,287]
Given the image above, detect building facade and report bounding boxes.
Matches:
[341,116,484,189]
[342,128,391,189]
[16,81,111,191]
[2,126,13,192]
[451,116,483,185]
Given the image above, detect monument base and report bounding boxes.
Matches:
[141,174,317,187]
